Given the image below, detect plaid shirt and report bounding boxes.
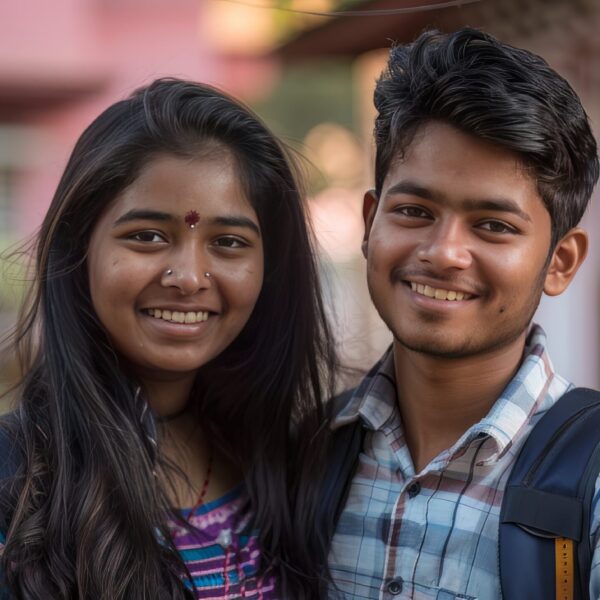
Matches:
[328,325,600,599]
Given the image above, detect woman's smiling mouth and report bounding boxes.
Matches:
[143,308,211,323]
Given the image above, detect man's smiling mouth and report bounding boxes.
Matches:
[408,282,474,301]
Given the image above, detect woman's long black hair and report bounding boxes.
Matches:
[0,79,337,599]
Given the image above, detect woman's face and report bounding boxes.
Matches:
[87,152,264,382]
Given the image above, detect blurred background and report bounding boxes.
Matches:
[0,0,599,406]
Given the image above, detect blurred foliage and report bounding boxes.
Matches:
[253,58,356,194]
[253,58,355,145]
[0,235,28,312]
[0,232,28,398]
[266,0,367,43]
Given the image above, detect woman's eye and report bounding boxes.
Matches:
[478,221,516,234]
[129,231,166,243]
[213,236,248,249]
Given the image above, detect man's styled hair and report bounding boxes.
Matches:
[374,28,599,246]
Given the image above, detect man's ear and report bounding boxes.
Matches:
[362,189,379,259]
[544,227,588,296]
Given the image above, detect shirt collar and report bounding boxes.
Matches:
[331,324,566,464]
[464,323,564,463]
[330,346,396,431]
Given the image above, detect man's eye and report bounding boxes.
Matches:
[479,221,516,234]
[396,206,431,218]
[129,231,166,243]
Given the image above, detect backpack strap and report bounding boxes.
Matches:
[317,388,366,539]
[500,387,600,600]
[330,421,365,527]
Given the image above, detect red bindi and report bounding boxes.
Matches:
[184,210,200,228]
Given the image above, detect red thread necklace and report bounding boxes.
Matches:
[190,450,213,516]
[187,450,261,599]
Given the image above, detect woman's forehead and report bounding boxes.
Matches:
[100,153,257,225]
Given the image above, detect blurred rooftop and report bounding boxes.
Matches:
[275,0,600,65]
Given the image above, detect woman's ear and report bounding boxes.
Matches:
[544,227,588,296]
[362,190,378,259]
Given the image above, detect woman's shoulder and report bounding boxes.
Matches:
[0,412,22,554]
[0,413,23,482]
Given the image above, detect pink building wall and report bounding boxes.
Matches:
[0,0,275,238]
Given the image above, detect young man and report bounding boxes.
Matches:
[328,28,599,599]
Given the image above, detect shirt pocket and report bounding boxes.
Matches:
[436,589,477,600]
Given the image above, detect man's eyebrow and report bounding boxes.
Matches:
[385,180,532,222]
[461,198,532,222]
[209,215,261,236]
[113,209,174,227]
[385,181,435,200]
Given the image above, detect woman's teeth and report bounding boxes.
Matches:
[145,309,209,323]
[410,282,472,301]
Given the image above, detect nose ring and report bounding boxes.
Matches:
[164,269,210,278]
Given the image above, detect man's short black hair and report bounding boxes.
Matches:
[374,28,599,246]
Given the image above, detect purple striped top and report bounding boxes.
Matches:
[168,486,278,599]
[0,487,278,598]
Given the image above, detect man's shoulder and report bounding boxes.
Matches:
[330,387,358,421]
[501,387,600,597]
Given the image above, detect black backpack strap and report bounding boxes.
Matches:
[316,388,366,539]
[500,387,600,600]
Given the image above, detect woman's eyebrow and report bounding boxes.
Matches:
[113,210,261,235]
[209,215,261,236]
[113,209,174,227]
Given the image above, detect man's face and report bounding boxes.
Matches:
[364,121,554,359]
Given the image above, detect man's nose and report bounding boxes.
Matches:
[416,219,472,271]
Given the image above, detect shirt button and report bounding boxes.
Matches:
[386,578,403,595]
[407,481,421,498]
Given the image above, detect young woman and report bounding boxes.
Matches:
[0,79,336,599]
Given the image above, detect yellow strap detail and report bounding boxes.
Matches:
[555,537,574,600]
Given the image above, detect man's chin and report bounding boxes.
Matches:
[392,327,529,360]
[393,334,479,360]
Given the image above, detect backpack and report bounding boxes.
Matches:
[324,387,600,599]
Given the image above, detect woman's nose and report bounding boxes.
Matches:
[160,250,213,295]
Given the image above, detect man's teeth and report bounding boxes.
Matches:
[409,282,471,301]
[146,309,209,323]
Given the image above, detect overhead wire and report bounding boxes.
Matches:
[218,0,482,18]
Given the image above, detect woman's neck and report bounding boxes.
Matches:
[140,371,196,420]
[159,415,242,509]
[136,371,242,508]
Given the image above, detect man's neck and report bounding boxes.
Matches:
[393,333,527,473]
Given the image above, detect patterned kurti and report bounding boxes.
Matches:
[0,486,277,599]
[169,486,277,599]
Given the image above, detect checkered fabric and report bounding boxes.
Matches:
[328,325,600,599]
